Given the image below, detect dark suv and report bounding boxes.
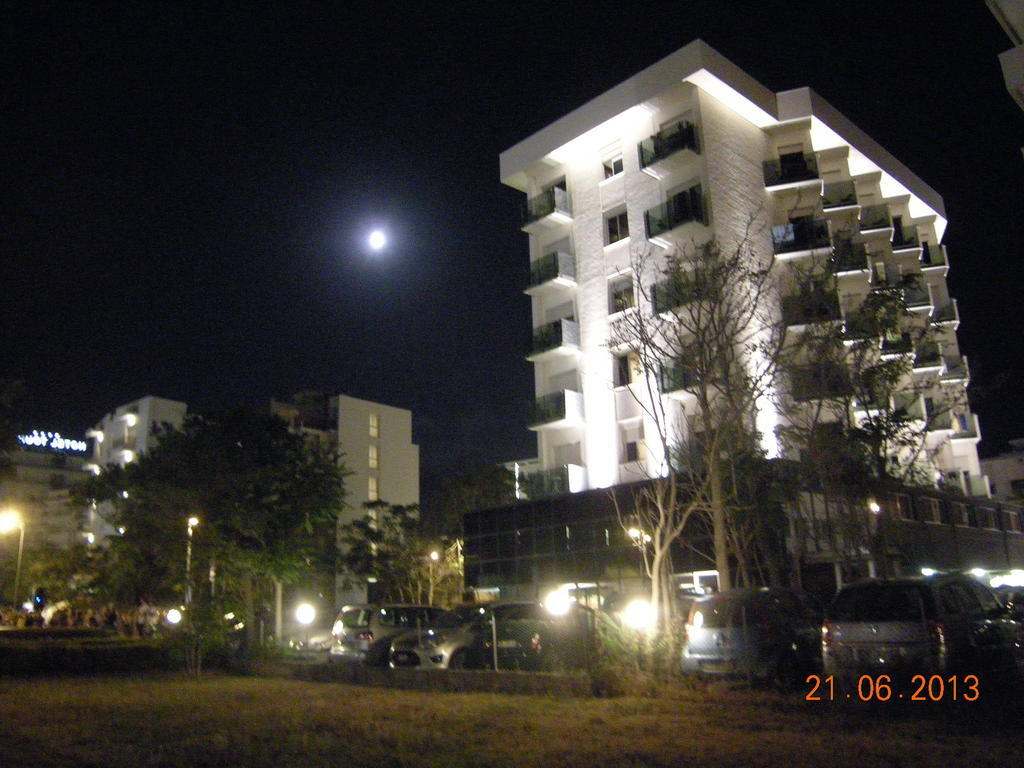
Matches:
[823,575,1022,682]
[681,588,823,689]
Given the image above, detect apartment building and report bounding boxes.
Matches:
[86,395,188,471]
[500,39,986,501]
[272,391,419,605]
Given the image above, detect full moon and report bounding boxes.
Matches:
[368,230,386,250]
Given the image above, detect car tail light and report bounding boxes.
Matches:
[821,619,832,648]
[356,631,374,642]
[926,619,946,647]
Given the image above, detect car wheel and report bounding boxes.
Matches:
[772,651,801,693]
[449,649,468,670]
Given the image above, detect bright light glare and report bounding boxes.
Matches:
[544,589,573,616]
[622,599,656,632]
[295,603,316,626]
[187,516,199,528]
[690,609,704,629]
[0,510,22,534]
[970,568,987,579]
[166,608,183,625]
[368,230,386,250]
[921,568,936,577]
[429,551,440,562]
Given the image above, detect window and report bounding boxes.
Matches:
[368,413,379,438]
[608,275,634,313]
[603,156,623,179]
[368,476,379,501]
[368,444,379,469]
[606,211,629,244]
[614,352,639,387]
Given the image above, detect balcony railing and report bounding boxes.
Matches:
[831,241,868,272]
[771,217,830,255]
[781,292,841,326]
[940,356,969,382]
[523,185,571,225]
[842,314,879,342]
[644,186,706,238]
[913,342,942,370]
[521,465,573,500]
[881,332,913,356]
[529,318,580,357]
[528,251,575,288]
[919,242,947,269]
[822,180,857,209]
[650,276,707,314]
[527,390,582,428]
[657,361,694,394]
[932,301,958,324]
[892,225,919,250]
[859,204,891,231]
[789,363,851,402]
[893,393,925,421]
[902,282,931,309]
[638,120,700,168]
[763,153,819,187]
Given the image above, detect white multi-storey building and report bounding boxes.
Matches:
[272,392,419,605]
[86,395,188,471]
[500,40,986,499]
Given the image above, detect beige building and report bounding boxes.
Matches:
[500,39,986,499]
[982,439,1024,500]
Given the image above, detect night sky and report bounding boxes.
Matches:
[4,1,1022,490]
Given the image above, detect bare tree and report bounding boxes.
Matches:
[609,225,786,618]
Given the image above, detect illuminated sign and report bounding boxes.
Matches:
[17,430,88,453]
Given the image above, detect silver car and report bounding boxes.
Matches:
[389,602,558,670]
[328,604,452,666]
[823,575,1022,683]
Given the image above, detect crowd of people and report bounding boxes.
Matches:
[0,600,164,635]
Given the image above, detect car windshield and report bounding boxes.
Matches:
[831,584,928,622]
[340,608,371,629]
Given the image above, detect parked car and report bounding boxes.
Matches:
[823,575,1022,683]
[681,588,823,690]
[328,604,453,666]
[390,601,590,671]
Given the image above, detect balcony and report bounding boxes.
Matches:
[521,184,572,232]
[644,186,707,242]
[893,393,926,421]
[902,282,932,312]
[789,363,851,402]
[520,464,586,500]
[650,275,707,314]
[831,241,869,274]
[842,314,879,343]
[638,120,700,178]
[822,180,858,210]
[859,204,892,233]
[771,217,830,257]
[919,243,948,273]
[952,413,980,441]
[940,355,970,384]
[932,300,959,326]
[891,224,919,252]
[781,292,841,327]
[657,361,695,397]
[763,152,819,190]
[912,342,942,371]
[527,390,584,430]
[880,332,913,357]
[527,318,580,361]
[526,251,576,295]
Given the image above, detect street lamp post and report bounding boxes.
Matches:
[185,516,199,606]
[0,510,25,608]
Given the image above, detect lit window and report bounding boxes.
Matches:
[606,211,629,244]
[368,476,379,501]
[368,413,379,438]
[614,352,640,387]
[368,444,379,469]
[603,156,623,179]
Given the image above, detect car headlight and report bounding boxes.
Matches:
[332,620,343,637]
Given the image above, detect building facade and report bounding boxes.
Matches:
[982,439,1024,501]
[500,40,986,500]
[272,391,420,606]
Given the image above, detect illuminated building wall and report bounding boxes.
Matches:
[500,40,986,499]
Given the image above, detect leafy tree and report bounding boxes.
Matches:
[74,409,346,652]
[425,464,515,539]
[338,501,463,606]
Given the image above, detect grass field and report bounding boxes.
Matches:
[0,672,1020,768]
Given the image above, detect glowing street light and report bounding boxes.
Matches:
[185,516,199,606]
[295,602,316,626]
[368,230,386,251]
[0,509,26,608]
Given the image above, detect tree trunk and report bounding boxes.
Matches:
[710,458,731,591]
